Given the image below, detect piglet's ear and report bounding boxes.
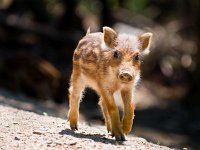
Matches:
[86,27,91,35]
[138,32,153,55]
[103,26,117,48]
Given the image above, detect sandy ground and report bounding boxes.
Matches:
[0,103,172,150]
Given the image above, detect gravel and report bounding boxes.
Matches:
[0,104,173,150]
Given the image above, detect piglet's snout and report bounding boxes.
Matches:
[118,68,134,82]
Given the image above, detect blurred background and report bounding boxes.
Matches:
[0,0,200,149]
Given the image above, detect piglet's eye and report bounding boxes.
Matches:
[113,50,120,59]
[134,54,140,61]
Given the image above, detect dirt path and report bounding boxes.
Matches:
[0,104,173,150]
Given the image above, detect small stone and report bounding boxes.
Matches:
[13,121,18,125]
[14,137,20,140]
[69,141,77,145]
[33,130,45,135]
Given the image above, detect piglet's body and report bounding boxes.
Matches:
[68,26,152,141]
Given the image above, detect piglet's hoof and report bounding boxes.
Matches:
[115,134,126,141]
[70,124,78,131]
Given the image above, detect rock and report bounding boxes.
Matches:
[14,137,20,140]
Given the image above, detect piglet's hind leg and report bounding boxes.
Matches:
[68,68,85,130]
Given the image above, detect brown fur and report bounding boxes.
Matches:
[68,26,152,141]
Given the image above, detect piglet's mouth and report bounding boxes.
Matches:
[120,80,133,84]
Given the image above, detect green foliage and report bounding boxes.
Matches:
[43,112,48,116]
[78,0,102,15]
[106,0,119,10]
[78,0,118,16]
[123,0,148,13]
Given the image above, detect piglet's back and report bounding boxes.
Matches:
[73,33,103,61]
[72,32,105,77]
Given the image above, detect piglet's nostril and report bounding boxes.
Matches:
[119,73,133,82]
[120,75,124,79]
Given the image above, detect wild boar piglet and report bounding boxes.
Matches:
[68,26,153,141]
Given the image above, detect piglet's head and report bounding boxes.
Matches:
[102,26,153,84]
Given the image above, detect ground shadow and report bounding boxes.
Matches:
[59,128,125,145]
[133,103,200,150]
[0,89,67,118]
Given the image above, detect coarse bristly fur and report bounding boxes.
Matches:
[68,26,153,141]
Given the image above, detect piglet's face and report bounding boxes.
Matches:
[103,27,152,83]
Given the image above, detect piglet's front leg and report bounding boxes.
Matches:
[100,89,125,141]
[121,89,135,134]
[99,98,112,133]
